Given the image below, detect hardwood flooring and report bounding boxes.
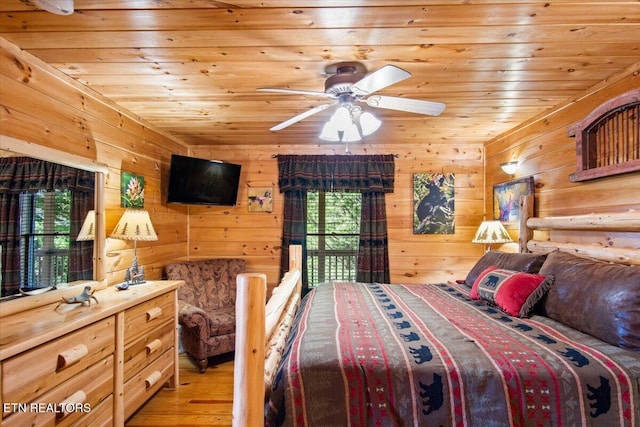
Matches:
[125,353,235,427]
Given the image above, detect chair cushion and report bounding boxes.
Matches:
[205,306,236,336]
[165,258,246,310]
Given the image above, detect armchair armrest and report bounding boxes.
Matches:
[178,300,210,339]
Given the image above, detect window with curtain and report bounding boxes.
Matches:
[0,156,94,297]
[277,154,394,294]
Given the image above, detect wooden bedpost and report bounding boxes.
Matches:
[289,244,303,291]
[232,245,304,427]
[519,194,534,253]
[232,273,267,427]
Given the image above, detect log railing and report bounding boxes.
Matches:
[232,245,302,427]
[525,210,640,266]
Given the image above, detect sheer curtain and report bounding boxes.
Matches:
[277,154,394,293]
[0,157,94,295]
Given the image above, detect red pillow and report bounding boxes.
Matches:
[470,266,554,317]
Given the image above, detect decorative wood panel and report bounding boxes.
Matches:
[567,89,640,182]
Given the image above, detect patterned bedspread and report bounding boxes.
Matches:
[266,281,640,427]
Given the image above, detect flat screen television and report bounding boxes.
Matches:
[167,154,241,206]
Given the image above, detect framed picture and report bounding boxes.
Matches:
[413,172,455,234]
[121,172,145,208]
[493,176,534,229]
[248,187,273,212]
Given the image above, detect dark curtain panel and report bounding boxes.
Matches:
[0,157,95,295]
[357,191,390,283]
[278,154,394,291]
[0,192,21,293]
[279,190,307,292]
[68,191,94,282]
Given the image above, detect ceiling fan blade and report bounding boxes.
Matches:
[351,65,411,96]
[258,87,335,99]
[364,95,446,116]
[270,102,336,131]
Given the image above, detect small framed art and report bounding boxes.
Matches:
[493,176,534,229]
[121,172,145,208]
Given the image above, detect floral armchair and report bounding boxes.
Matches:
[164,258,246,373]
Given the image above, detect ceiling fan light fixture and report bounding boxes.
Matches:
[319,122,341,141]
[32,0,74,15]
[359,111,381,136]
[343,123,362,142]
[330,106,352,132]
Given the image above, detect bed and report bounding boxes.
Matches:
[232,207,640,426]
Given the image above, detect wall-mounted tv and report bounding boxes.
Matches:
[167,154,241,206]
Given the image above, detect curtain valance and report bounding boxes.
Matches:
[278,154,394,193]
[0,156,94,194]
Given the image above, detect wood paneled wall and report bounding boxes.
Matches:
[485,62,640,250]
[485,62,640,216]
[3,30,637,290]
[0,37,189,285]
[189,142,485,286]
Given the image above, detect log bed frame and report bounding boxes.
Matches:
[232,202,640,426]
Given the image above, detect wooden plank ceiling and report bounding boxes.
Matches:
[1,1,639,147]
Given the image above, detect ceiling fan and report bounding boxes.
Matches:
[258,62,446,133]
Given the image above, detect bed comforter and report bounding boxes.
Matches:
[266,281,640,426]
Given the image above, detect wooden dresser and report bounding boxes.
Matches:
[0,280,183,426]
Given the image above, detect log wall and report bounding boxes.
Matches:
[485,62,640,217]
[189,142,485,286]
[0,37,190,285]
[3,30,638,289]
[485,62,640,253]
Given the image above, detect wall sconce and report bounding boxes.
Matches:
[32,0,74,15]
[472,220,513,252]
[500,161,519,175]
[110,209,158,286]
[76,210,95,241]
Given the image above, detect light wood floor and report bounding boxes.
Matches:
[125,353,235,427]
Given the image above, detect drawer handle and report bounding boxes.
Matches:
[146,338,162,355]
[57,344,89,371]
[56,390,86,420]
[146,307,163,321]
[145,370,162,389]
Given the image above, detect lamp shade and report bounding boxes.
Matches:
[76,210,96,241]
[110,209,158,241]
[472,220,513,244]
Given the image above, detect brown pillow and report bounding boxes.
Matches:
[464,251,548,287]
[539,251,640,351]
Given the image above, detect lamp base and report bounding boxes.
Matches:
[123,256,146,286]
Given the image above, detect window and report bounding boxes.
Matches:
[19,189,71,289]
[306,191,361,288]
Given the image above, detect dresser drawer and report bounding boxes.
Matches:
[2,317,115,405]
[124,292,175,345]
[71,394,112,427]
[123,320,175,382]
[2,355,113,427]
[123,348,174,420]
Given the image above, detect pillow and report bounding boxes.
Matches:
[464,251,548,287]
[539,250,640,351]
[470,266,554,317]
